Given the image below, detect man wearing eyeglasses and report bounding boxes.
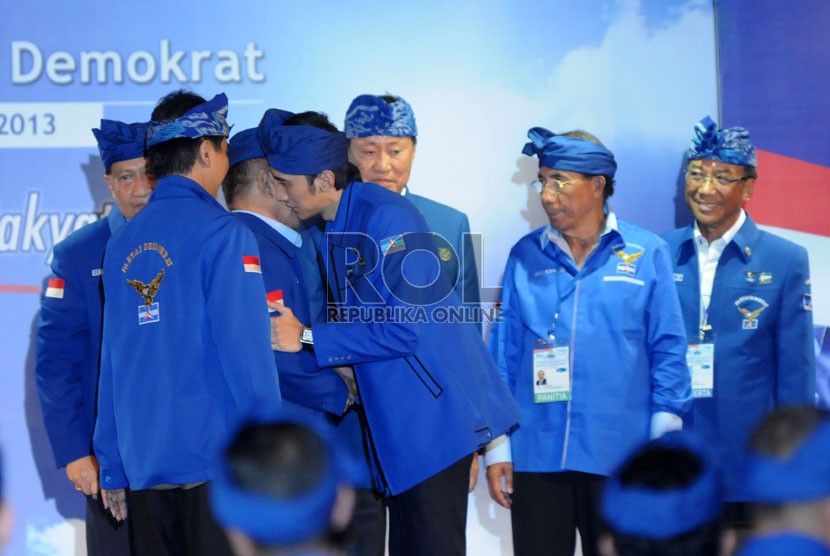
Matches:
[486,128,691,556]
[662,116,815,527]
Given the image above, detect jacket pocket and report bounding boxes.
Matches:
[405,354,444,398]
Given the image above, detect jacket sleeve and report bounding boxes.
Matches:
[458,213,481,312]
[35,241,95,468]
[646,242,693,417]
[203,223,282,414]
[489,254,521,394]
[774,245,815,404]
[94,317,128,489]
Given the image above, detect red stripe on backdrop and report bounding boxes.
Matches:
[0,284,41,294]
[746,150,830,237]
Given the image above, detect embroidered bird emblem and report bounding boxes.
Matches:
[738,305,765,323]
[127,269,165,308]
[614,250,644,265]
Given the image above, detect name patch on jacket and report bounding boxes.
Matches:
[734,295,768,330]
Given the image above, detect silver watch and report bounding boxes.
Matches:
[300,326,314,346]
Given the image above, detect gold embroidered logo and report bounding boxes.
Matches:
[127,269,165,309]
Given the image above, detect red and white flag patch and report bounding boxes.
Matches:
[266,289,284,304]
[243,256,262,274]
[45,278,65,299]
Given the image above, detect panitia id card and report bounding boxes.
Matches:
[532,343,570,403]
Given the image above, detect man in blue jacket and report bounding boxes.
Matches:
[344,94,481,321]
[662,117,815,523]
[36,118,150,555]
[263,110,521,556]
[94,91,281,556]
[486,127,691,556]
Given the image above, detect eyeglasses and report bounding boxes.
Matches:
[532,178,579,195]
[685,170,749,188]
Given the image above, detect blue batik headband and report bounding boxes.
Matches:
[688,116,757,168]
[743,417,830,503]
[522,127,617,177]
[344,94,418,139]
[602,432,723,540]
[209,411,348,546]
[146,93,231,148]
[228,128,265,167]
[258,108,348,175]
[92,120,147,168]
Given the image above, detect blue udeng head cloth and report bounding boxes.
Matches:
[227,128,265,167]
[343,94,418,138]
[743,416,830,503]
[146,93,231,148]
[602,431,723,540]
[92,120,147,169]
[209,409,351,546]
[258,108,349,175]
[688,116,757,168]
[522,127,617,178]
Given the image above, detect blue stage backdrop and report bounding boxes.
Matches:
[0,1,720,554]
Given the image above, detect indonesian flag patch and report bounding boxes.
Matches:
[243,256,262,274]
[45,278,65,299]
[266,289,284,304]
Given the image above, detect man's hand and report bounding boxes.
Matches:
[332,366,357,411]
[268,301,302,352]
[486,462,514,508]
[66,455,100,499]
[469,453,480,493]
[101,488,128,521]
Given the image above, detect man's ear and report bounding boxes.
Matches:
[197,139,213,168]
[316,169,336,192]
[103,174,116,196]
[256,169,272,197]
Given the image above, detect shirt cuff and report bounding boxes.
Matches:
[483,434,512,467]
[650,411,683,439]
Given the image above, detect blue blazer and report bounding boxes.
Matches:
[405,191,480,309]
[663,215,814,500]
[36,209,124,467]
[313,181,521,496]
[233,212,348,416]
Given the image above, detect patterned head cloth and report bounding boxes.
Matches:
[228,128,265,168]
[602,431,723,540]
[743,415,830,503]
[209,409,353,546]
[344,94,418,139]
[258,109,348,175]
[146,93,231,148]
[522,127,617,178]
[687,116,757,168]
[92,120,147,168]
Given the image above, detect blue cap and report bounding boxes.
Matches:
[92,120,147,168]
[522,127,617,177]
[258,109,348,175]
[147,93,231,148]
[209,408,357,546]
[228,128,265,167]
[344,94,417,139]
[743,416,830,503]
[602,431,723,540]
[688,116,757,168]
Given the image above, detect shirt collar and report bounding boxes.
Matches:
[693,209,745,248]
[107,203,127,235]
[233,210,302,248]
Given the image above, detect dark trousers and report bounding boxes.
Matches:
[129,484,232,556]
[86,494,133,555]
[345,488,387,556]
[387,454,472,556]
[512,471,605,556]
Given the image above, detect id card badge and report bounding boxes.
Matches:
[687,342,714,398]
[532,339,571,403]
